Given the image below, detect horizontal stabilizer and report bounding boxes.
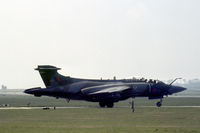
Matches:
[35,65,64,87]
[35,65,61,71]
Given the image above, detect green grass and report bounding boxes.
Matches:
[1,95,200,133]
[0,108,200,133]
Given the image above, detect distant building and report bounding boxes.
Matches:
[1,85,7,90]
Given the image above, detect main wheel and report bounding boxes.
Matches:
[99,102,106,108]
[34,94,41,97]
[106,102,114,108]
[156,101,162,107]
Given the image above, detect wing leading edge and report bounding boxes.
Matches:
[86,86,130,95]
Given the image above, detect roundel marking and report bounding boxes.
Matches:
[152,88,157,93]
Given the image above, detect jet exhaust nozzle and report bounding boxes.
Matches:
[24,87,42,95]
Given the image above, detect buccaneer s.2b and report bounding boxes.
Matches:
[24,65,186,111]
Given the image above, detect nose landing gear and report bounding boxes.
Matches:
[156,98,163,107]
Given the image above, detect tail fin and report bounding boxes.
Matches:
[35,65,69,87]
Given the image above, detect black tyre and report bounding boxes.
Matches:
[99,102,106,108]
[156,102,162,107]
[106,102,114,108]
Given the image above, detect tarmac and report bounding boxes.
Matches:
[1,106,200,110]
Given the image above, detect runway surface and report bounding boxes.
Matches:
[0,107,85,110]
[1,106,200,110]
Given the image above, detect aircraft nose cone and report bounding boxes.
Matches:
[168,86,187,94]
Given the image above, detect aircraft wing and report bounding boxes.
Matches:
[87,86,130,95]
[81,84,132,96]
[81,84,135,102]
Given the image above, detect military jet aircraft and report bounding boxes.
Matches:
[24,65,186,111]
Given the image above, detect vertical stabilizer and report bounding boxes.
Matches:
[35,65,69,87]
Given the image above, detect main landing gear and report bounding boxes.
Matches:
[156,98,163,107]
[99,102,114,108]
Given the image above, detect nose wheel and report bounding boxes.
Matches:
[156,99,163,107]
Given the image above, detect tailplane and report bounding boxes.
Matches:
[35,65,70,87]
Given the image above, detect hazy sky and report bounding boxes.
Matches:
[0,0,200,89]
